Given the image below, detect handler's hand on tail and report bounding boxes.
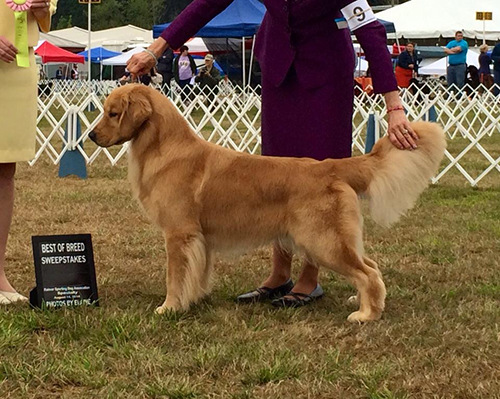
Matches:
[387,109,419,151]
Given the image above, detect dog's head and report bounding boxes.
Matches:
[89,84,153,147]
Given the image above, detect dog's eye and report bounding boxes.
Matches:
[109,112,118,118]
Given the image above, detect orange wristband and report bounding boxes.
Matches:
[387,105,405,113]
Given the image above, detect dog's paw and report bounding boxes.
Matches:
[347,310,381,323]
[155,305,168,315]
[155,299,185,315]
[155,304,179,315]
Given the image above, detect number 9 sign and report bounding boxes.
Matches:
[353,6,366,22]
[341,0,376,31]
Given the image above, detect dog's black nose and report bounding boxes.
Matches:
[89,131,97,142]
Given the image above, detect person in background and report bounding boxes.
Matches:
[126,0,417,309]
[139,68,162,86]
[395,42,420,88]
[71,63,79,80]
[150,67,164,87]
[195,53,221,104]
[478,44,493,88]
[491,41,500,96]
[37,64,46,81]
[55,65,63,79]
[157,48,174,89]
[173,45,196,102]
[444,31,469,90]
[119,70,132,85]
[0,0,58,305]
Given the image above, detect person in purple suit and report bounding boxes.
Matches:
[127,0,419,308]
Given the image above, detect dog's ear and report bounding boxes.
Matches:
[120,88,153,126]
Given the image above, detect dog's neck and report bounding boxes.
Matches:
[127,102,204,207]
[130,104,199,163]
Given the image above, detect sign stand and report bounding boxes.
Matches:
[30,234,99,309]
[476,11,493,44]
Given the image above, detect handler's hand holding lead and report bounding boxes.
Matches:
[126,51,156,79]
[127,37,168,79]
[387,108,419,151]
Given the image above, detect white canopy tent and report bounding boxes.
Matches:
[102,47,145,66]
[376,0,500,41]
[419,50,481,76]
[49,27,89,45]
[180,37,210,56]
[50,25,153,52]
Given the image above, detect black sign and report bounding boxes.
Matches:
[30,234,99,309]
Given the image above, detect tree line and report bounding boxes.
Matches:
[53,0,193,30]
[52,0,410,31]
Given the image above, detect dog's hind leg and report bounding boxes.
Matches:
[363,256,382,279]
[306,241,385,322]
[340,250,386,323]
[348,257,382,306]
[292,188,385,322]
[156,231,207,314]
[296,234,386,322]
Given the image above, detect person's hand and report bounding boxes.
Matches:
[127,52,157,78]
[0,36,17,63]
[30,0,50,18]
[409,64,414,69]
[127,37,169,79]
[387,110,419,150]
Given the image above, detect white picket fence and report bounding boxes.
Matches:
[36,79,500,186]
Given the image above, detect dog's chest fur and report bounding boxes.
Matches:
[127,147,154,218]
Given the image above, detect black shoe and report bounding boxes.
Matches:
[236,279,294,304]
[271,284,324,308]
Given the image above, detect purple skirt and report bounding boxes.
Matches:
[261,67,354,161]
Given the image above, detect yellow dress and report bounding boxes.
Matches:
[0,0,57,163]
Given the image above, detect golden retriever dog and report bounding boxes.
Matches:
[90,84,446,322]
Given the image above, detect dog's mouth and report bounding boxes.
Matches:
[114,137,129,146]
[89,132,128,148]
[90,120,148,147]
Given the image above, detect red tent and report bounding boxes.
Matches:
[35,41,85,64]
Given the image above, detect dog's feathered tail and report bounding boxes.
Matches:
[336,121,447,227]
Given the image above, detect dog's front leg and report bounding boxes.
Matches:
[156,231,207,314]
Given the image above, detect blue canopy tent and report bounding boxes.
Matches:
[378,19,396,35]
[153,0,265,39]
[154,0,265,86]
[78,47,121,80]
[78,47,121,63]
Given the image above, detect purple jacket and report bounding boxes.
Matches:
[161,0,397,93]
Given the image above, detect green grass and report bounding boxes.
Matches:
[1,140,500,398]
